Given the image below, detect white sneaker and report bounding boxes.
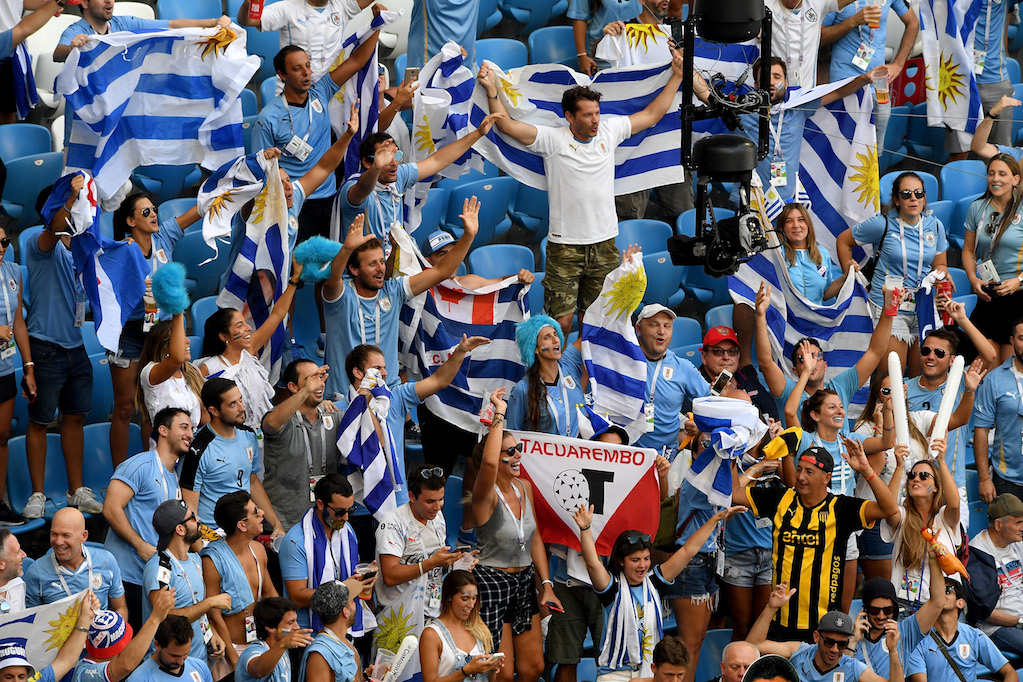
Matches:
[22,492,45,519]
[66,487,103,514]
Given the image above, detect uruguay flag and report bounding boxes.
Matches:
[40,172,148,352]
[197,152,269,258]
[56,25,258,207]
[919,0,982,133]
[337,386,402,521]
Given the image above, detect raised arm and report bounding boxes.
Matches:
[329,28,380,88]
[248,259,304,352]
[106,589,176,682]
[572,503,611,591]
[946,298,998,368]
[477,63,538,146]
[41,173,84,252]
[262,365,327,435]
[167,15,231,30]
[947,356,985,429]
[51,592,100,680]
[299,104,358,193]
[854,287,896,386]
[628,47,684,134]
[784,340,818,425]
[416,113,503,181]
[928,436,960,528]
[820,66,884,107]
[746,582,803,658]
[911,548,945,636]
[471,389,507,527]
[415,335,490,399]
[408,197,478,296]
[11,0,64,48]
[846,436,900,522]
[323,214,370,301]
[660,506,746,582]
[147,313,189,385]
[753,282,787,397]
[972,95,1020,161]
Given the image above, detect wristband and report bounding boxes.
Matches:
[542,579,553,586]
[75,625,89,633]
[23,362,34,369]
[864,470,877,482]
[577,52,587,57]
[288,278,304,288]
[579,524,591,531]
[418,561,424,576]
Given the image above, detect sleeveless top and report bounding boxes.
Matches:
[426,621,487,682]
[476,480,536,568]
[200,350,274,430]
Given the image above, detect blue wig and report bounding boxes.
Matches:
[515,315,564,368]
[151,262,190,315]
[293,236,342,282]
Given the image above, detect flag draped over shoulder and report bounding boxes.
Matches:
[56,25,258,207]
[581,251,648,425]
[216,155,290,380]
[919,0,982,133]
[398,276,529,432]
[325,10,402,179]
[40,172,148,352]
[0,591,85,670]
[198,152,269,256]
[468,61,685,194]
[338,387,402,521]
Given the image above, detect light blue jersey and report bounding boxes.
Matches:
[851,210,948,307]
[777,364,864,429]
[126,656,212,682]
[298,631,358,682]
[323,276,412,400]
[784,247,840,304]
[105,450,180,585]
[72,659,109,682]
[406,0,481,68]
[851,613,927,677]
[25,236,85,347]
[973,358,1023,484]
[825,0,911,80]
[0,260,22,377]
[24,546,125,608]
[975,0,1011,84]
[634,351,709,453]
[141,551,209,661]
[906,624,1008,682]
[507,345,585,437]
[737,102,817,204]
[255,77,340,201]
[906,377,968,487]
[338,163,418,253]
[790,643,868,682]
[567,0,642,59]
[964,196,1023,283]
[180,425,261,527]
[235,641,290,682]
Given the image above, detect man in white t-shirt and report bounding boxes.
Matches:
[966,493,1023,657]
[476,48,687,338]
[0,529,27,613]
[765,0,857,91]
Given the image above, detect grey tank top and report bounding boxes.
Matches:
[476,481,536,568]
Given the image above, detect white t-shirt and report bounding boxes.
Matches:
[528,116,632,245]
[0,0,23,31]
[883,503,961,606]
[765,0,840,91]
[141,363,202,428]
[971,530,1023,635]
[374,503,448,617]
[0,577,26,612]
[260,0,362,76]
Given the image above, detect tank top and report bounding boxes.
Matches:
[476,480,536,568]
[426,621,487,682]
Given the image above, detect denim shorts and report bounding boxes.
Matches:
[661,552,718,600]
[108,319,146,366]
[720,547,773,588]
[28,338,92,423]
[857,524,894,561]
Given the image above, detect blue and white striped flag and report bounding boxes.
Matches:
[40,172,149,352]
[686,396,767,507]
[919,0,982,133]
[197,152,269,256]
[581,250,647,424]
[337,387,402,521]
[0,591,85,671]
[55,25,258,207]
[216,155,290,382]
[468,60,684,194]
[325,10,402,180]
[398,276,529,432]
[691,37,760,141]
[12,45,38,120]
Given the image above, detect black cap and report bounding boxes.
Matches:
[817,610,854,636]
[799,446,834,474]
[152,499,190,551]
[860,577,900,619]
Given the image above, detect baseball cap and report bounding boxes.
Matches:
[0,642,34,676]
[988,493,1023,520]
[422,230,455,257]
[702,326,739,349]
[860,577,900,619]
[153,499,190,551]
[798,446,834,474]
[87,610,133,661]
[635,304,677,323]
[817,610,854,636]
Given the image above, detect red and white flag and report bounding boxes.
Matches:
[514,430,660,555]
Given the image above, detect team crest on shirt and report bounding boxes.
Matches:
[924,232,936,247]
[563,375,576,390]
[959,643,971,658]
[6,278,15,293]
[662,366,673,380]
[832,673,844,682]
[330,12,341,25]
[246,446,255,463]
[379,296,392,312]
[805,7,818,21]
[155,248,168,264]
[91,573,102,590]
[1013,214,1021,225]
[311,98,323,114]
[599,141,607,154]
[818,509,830,523]
[190,671,202,682]
[323,415,334,430]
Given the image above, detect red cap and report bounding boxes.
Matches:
[702,326,739,349]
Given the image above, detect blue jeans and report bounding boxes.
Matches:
[989,626,1023,657]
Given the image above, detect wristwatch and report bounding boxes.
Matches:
[288,278,304,289]
[1015,616,1023,629]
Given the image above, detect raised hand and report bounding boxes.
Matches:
[457,334,491,353]
[459,195,481,237]
[477,113,505,136]
[343,214,372,252]
[346,99,360,136]
[712,505,748,523]
[490,386,507,413]
[477,64,498,97]
[574,503,594,530]
[964,356,987,392]
[755,281,772,317]
[768,581,796,609]
[841,436,871,475]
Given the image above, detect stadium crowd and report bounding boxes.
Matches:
[2,0,1023,682]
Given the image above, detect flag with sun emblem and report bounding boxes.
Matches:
[581,250,648,426]
[56,25,258,208]
[215,155,291,381]
[0,590,85,671]
[919,0,982,133]
[595,23,672,68]
[198,152,271,258]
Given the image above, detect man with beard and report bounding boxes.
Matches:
[127,616,214,682]
[0,530,28,613]
[180,378,284,535]
[142,500,231,666]
[735,57,886,206]
[104,408,195,630]
[975,316,1023,503]
[74,591,178,682]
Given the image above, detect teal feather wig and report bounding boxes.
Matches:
[515,315,565,368]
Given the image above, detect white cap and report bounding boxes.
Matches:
[635,304,677,323]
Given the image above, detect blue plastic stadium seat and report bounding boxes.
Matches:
[1,152,64,230]
[444,177,517,249]
[174,231,231,299]
[684,267,732,308]
[927,200,953,237]
[704,303,733,332]
[904,102,948,165]
[527,25,575,66]
[82,422,143,497]
[5,436,48,531]
[879,105,910,173]
[442,475,464,546]
[498,0,555,36]
[1009,57,1021,86]
[508,184,549,242]
[7,433,101,520]
[435,160,500,192]
[879,169,938,206]
[190,296,221,337]
[693,630,733,682]
[246,26,283,84]
[131,164,202,206]
[475,38,527,71]
[616,219,673,254]
[414,188,451,248]
[477,0,502,34]
[157,0,222,21]
[242,114,258,155]
[642,251,683,306]
[527,272,544,315]
[676,207,735,238]
[87,353,115,425]
[674,343,701,367]
[467,244,535,278]
[946,267,971,295]
[939,160,987,204]
[158,197,199,229]
[0,123,52,162]
[240,88,257,117]
[954,293,978,317]
[669,317,702,351]
[260,76,279,109]
[948,193,984,250]
[81,321,105,356]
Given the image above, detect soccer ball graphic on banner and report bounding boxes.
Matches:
[552,470,590,513]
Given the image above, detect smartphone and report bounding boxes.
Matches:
[545,601,564,613]
[403,67,420,83]
[359,570,378,581]
[490,653,505,660]
[710,370,732,396]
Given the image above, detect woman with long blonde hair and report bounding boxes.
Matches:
[776,203,855,303]
[135,314,207,440]
[420,570,504,682]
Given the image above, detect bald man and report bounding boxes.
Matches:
[709,642,760,682]
[24,508,128,620]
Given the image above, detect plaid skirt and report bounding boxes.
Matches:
[474,564,540,648]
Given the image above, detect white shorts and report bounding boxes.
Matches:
[868,301,919,344]
[597,670,644,682]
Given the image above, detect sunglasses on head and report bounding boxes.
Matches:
[819,636,850,650]
[797,351,825,363]
[623,533,651,547]
[707,347,740,357]
[418,467,445,480]
[140,206,157,217]
[898,189,926,199]
[502,443,524,458]
[907,470,933,481]
[865,605,894,617]
[920,346,947,359]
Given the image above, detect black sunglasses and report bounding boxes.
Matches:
[418,467,445,480]
[865,605,894,617]
[140,206,157,217]
[326,503,357,517]
[898,189,926,199]
[819,636,850,650]
[945,585,958,594]
[623,533,652,547]
[0,238,9,249]
[920,346,947,359]
[502,443,524,457]
[797,351,825,363]
[879,387,892,396]
[907,470,933,481]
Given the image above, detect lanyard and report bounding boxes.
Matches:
[155,451,179,502]
[169,553,203,605]
[357,295,381,346]
[373,184,402,231]
[545,374,571,436]
[282,94,314,143]
[406,516,444,556]
[301,408,328,474]
[896,216,926,286]
[769,108,785,160]
[494,481,526,548]
[983,0,993,53]
[855,0,876,45]
[782,3,807,85]
[247,544,263,607]
[648,359,664,401]
[52,548,93,599]
[0,267,12,329]
[1012,364,1023,414]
